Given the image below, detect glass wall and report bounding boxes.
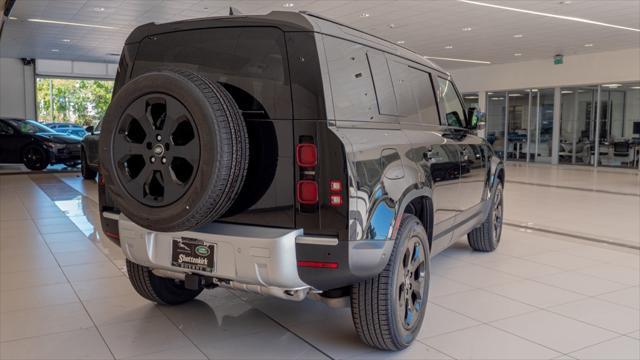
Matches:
[463,92,479,109]
[486,92,507,159]
[506,91,529,161]
[560,82,640,168]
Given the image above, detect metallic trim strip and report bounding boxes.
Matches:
[296,236,339,246]
[508,180,639,197]
[504,221,640,251]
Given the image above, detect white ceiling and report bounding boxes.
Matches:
[1,0,639,70]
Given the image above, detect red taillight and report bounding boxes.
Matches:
[329,194,343,207]
[98,174,105,186]
[296,180,318,204]
[296,144,317,167]
[297,260,338,269]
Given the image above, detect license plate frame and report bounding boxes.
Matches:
[171,237,215,273]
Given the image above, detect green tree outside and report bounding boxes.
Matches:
[36,78,114,126]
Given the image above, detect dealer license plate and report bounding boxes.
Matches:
[171,237,215,273]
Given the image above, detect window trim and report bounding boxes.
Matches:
[437,76,468,129]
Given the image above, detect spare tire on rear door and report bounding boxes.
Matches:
[99,69,249,232]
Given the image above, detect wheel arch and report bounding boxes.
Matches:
[391,186,434,249]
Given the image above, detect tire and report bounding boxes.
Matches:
[81,149,97,180]
[351,214,430,351]
[468,182,504,252]
[23,145,48,171]
[126,259,202,305]
[99,69,249,232]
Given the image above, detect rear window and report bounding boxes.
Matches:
[132,27,291,120]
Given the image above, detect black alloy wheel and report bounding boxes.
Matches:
[23,146,48,171]
[113,95,200,207]
[396,235,427,331]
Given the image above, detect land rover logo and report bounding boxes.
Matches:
[153,144,165,156]
[195,245,210,256]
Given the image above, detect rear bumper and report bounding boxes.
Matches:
[110,212,315,294]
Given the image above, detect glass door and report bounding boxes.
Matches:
[506,91,529,161]
[486,92,507,159]
[559,86,598,165]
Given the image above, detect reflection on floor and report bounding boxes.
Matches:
[0,163,81,175]
[0,164,638,360]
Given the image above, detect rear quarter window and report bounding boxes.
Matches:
[132,27,291,120]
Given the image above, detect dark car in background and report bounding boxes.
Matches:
[0,118,82,170]
[80,120,101,179]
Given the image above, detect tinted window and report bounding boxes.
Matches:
[0,121,14,135]
[388,60,440,125]
[323,35,377,121]
[133,27,291,120]
[437,78,466,128]
[367,51,397,116]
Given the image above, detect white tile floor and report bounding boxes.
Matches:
[0,164,639,360]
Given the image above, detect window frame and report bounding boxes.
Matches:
[437,76,469,129]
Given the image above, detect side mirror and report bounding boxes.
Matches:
[85,126,94,134]
[467,108,486,130]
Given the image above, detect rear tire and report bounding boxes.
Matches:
[81,149,97,180]
[468,182,503,252]
[126,259,202,305]
[351,214,430,351]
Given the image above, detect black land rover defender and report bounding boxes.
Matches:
[99,11,504,351]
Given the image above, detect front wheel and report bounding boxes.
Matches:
[351,214,430,351]
[23,146,48,171]
[126,259,203,305]
[468,182,503,252]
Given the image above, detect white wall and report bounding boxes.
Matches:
[452,48,640,93]
[0,57,36,119]
[36,59,117,79]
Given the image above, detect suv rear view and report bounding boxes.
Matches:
[99,11,504,351]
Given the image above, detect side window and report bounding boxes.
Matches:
[437,78,466,128]
[367,51,397,116]
[388,60,440,125]
[0,121,14,135]
[323,35,377,121]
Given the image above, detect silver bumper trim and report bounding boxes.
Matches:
[295,235,339,246]
[113,213,310,292]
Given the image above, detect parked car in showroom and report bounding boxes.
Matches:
[80,120,101,179]
[98,11,503,351]
[0,118,82,170]
[45,122,88,138]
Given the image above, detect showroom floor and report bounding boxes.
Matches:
[0,164,638,360]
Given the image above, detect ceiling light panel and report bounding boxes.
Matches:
[459,0,640,32]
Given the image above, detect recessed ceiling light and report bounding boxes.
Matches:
[389,23,396,28]
[397,40,405,44]
[508,93,523,97]
[491,97,505,100]
[602,83,622,88]
[360,12,370,18]
[458,0,640,32]
[561,90,574,94]
[27,18,117,29]
[631,86,640,89]
[513,34,523,38]
[584,43,594,47]
[423,55,491,64]
[531,89,538,92]
[464,96,479,99]
[51,49,60,52]
[8,16,18,20]
[283,3,294,7]
[62,39,71,42]
[445,45,453,49]
[462,27,472,31]
[93,7,105,11]
[513,53,522,56]
[487,92,494,95]
[559,0,572,4]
